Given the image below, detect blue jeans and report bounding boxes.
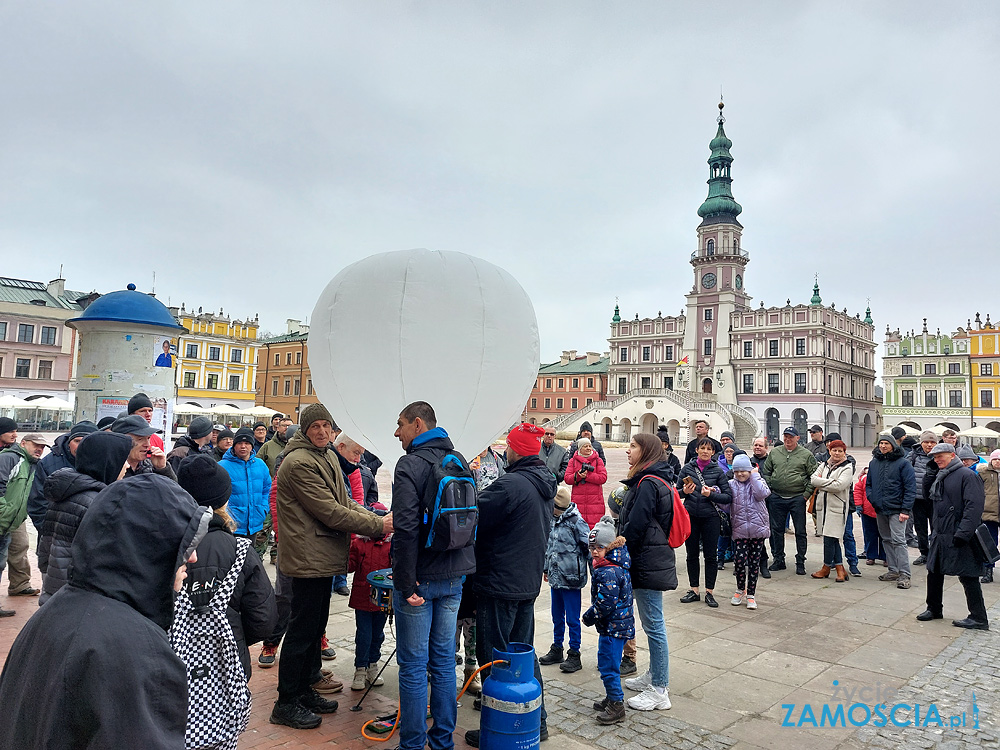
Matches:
[633,588,669,688]
[354,610,388,668]
[550,588,582,651]
[333,574,347,591]
[861,514,886,561]
[394,576,463,750]
[0,533,10,588]
[598,636,625,702]
[843,512,858,567]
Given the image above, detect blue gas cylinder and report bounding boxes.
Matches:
[480,642,542,750]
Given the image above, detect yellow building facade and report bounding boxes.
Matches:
[969,321,1000,429]
[170,305,260,409]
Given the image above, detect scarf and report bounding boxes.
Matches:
[696,457,712,472]
[929,458,963,505]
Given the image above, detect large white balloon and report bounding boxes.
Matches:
[308,249,540,469]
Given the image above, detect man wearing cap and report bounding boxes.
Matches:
[804,425,826,459]
[252,422,268,453]
[271,403,390,730]
[540,426,569,480]
[684,420,723,463]
[906,430,938,567]
[865,434,916,588]
[761,426,818,575]
[0,433,50,615]
[210,429,235,462]
[165,416,214,474]
[466,421,558,747]
[112,415,176,480]
[127,392,164,452]
[266,413,284,442]
[259,417,293,477]
[219,428,272,561]
[391,401,474,750]
[916,442,989,629]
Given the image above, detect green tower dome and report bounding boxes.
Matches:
[697,102,743,223]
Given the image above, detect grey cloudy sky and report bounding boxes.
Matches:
[2,2,997,363]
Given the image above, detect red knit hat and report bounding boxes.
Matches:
[506,423,545,457]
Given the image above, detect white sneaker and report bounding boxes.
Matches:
[627,685,671,711]
[731,591,745,606]
[746,596,757,610]
[624,671,652,692]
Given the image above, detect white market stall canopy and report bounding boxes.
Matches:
[959,426,1000,440]
[0,395,31,408]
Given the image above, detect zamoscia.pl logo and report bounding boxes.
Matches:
[782,682,980,730]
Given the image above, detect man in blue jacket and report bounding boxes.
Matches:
[866,434,916,589]
[219,427,272,560]
[392,402,475,750]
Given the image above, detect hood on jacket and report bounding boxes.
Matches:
[75,432,133,485]
[44,467,107,506]
[507,455,559,501]
[68,474,211,631]
[872,434,904,461]
[48,433,73,464]
[602,536,631,569]
[620,460,674,488]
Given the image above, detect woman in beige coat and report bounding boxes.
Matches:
[978,450,1000,584]
[809,439,855,583]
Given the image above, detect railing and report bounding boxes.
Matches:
[545,387,738,433]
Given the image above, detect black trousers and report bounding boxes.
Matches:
[926,571,987,623]
[769,495,807,565]
[685,513,721,590]
[912,497,932,556]
[277,576,333,704]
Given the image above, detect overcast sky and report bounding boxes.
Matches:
[2,2,997,365]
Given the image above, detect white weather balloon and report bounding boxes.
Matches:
[308,249,540,468]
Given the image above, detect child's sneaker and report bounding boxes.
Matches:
[367,663,384,687]
[624,670,652,692]
[627,686,671,711]
[746,596,757,610]
[596,700,626,725]
[731,591,745,606]
[351,668,367,691]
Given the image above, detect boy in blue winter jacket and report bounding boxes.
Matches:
[582,515,634,726]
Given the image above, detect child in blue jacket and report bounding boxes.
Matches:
[582,515,634,725]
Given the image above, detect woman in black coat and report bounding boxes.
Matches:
[676,438,733,608]
[917,445,988,629]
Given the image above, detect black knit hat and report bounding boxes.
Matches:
[127,393,154,414]
[188,416,213,439]
[217,428,235,442]
[67,422,99,442]
[96,416,116,430]
[232,427,255,446]
[0,417,18,434]
[253,421,266,431]
[177,454,232,509]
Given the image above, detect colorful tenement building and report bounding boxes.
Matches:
[524,350,609,424]
[969,313,1000,431]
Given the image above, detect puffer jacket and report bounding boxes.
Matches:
[977,462,1000,524]
[676,458,733,519]
[907,446,934,502]
[37,469,106,604]
[582,538,634,639]
[618,461,677,591]
[218,448,272,536]
[543,502,590,590]
[854,471,875,517]
[761,445,818,498]
[810,459,855,540]
[729,471,770,540]
[865,436,916,514]
[348,534,393,612]
[564,451,608,528]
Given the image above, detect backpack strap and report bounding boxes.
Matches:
[213,537,250,608]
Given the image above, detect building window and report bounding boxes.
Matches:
[17,324,34,343]
[572,378,579,388]
[664,376,674,390]
[641,377,651,388]
[545,378,552,389]
[571,398,578,409]
[307,379,313,395]
[794,373,806,394]
[40,326,57,346]
[15,358,30,378]
[293,379,301,396]
[704,339,712,356]
[948,362,961,374]
[924,363,936,375]
[665,345,674,361]
[707,239,715,255]
[207,374,219,390]
[618,377,627,394]
[544,398,551,409]
[642,346,650,362]
[283,379,291,396]
[558,378,564,388]
[587,398,593,405]
[286,353,292,365]
[228,375,240,391]
[0,322,6,340]
[901,364,913,375]
[769,340,778,357]
[231,348,242,363]
[620,347,628,363]
[186,344,199,358]
[208,346,221,361]
[587,377,594,388]
[556,398,564,409]
[924,390,938,407]
[743,374,754,394]
[531,398,537,409]
[271,378,278,396]
[795,338,806,356]
[949,390,963,408]
[704,309,713,321]
[767,374,779,393]
[743,341,753,358]
[901,390,914,406]
[295,351,302,365]
[184,372,197,388]
[274,353,280,366]
[981,390,994,408]
[37,360,52,379]
[982,364,993,376]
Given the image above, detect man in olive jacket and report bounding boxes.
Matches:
[271,403,392,730]
[762,427,818,575]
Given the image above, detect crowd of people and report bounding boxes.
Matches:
[0,399,996,748]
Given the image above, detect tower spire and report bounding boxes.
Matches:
[697,100,742,225]
[810,275,822,306]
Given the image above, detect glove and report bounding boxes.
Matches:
[582,609,596,627]
[953,536,967,548]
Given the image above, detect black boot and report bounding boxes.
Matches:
[560,649,582,673]
[759,557,771,579]
[768,558,786,571]
[619,655,637,675]
[982,568,994,584]
[538,644,564,666]
[596,700,626,725]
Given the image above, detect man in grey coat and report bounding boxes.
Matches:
[540,426,569,480]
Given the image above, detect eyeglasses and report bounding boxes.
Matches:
[544,432,556,436]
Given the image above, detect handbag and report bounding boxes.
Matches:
[693,465,732,537]
[806,487,819,515]
[973,523,1000,564]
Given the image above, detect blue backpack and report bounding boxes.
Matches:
[417,450,478,551]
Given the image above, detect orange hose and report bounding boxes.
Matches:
[361,660,508,742]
